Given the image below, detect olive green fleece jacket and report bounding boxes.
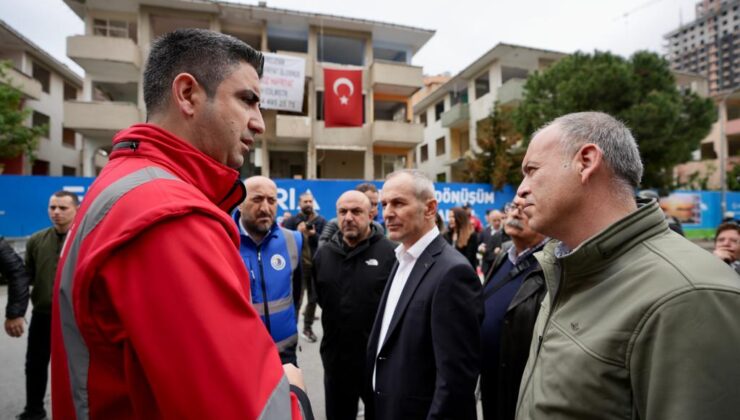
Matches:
[25,227,66,314]
[516,201,740,420]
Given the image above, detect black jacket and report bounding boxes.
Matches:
[283,213,327,257]
[443,231,480,269]
[479,228,509,275]
[313,224,396,374]
[366,234,482,420]
[480,241,547,420]
[1,237,30,318]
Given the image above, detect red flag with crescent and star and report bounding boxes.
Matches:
[323,68,363,127]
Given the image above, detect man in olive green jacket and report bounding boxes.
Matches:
[8,190,78,420]
[514,112,740,420]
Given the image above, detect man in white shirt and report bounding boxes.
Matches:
[366,169,482,420]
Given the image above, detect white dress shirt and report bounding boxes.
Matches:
[373,226,440,389]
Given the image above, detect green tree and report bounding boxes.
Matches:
[0,60,46,161]
[514,50,716,192]
[465,103,524,189]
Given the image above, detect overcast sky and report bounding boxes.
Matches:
[0,0,700,77]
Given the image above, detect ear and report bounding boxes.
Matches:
[424,198,438,220]
[171,73,205,118]
[573,143,603,184]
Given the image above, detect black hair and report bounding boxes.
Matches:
[143,28,264,118]
[53,190,79,206]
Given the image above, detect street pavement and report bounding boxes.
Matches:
[0,287,491,420]
[0,287,333,420]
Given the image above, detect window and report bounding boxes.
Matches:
[435,101,445,121]
[437,172,447,182]
[373,46,407,63]
[436,137,446,156]
[32,111,50,138]
[63,128,76,148]
[32,62,50,93]
[419,112,427,127]
[267,33,308,53]
[317,34,365,66]
[474,73,489,99]
[420,144,429,162]
[62,165,77,176]
[63,82,77,101]
[374,100,406,122]
[450,89,468,107]
[501,66,529,84]
[32,159,49,175]
[93,18,137,41]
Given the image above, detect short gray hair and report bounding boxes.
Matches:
[538,112,643,190]
[386,169,435,201]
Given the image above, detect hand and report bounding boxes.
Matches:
[478,243,487,253]
[713,248,735,264]
[283,363,305,391]
[296,222,306,234]
[4,317,25,337]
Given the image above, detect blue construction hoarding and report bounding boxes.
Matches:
[0,175,516,238]
[3,175,739,239]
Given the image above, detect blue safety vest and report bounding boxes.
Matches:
[234,211,301,352]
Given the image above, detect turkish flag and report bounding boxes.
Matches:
[324,68,363,127]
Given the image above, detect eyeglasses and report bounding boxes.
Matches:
[504,203,524,214]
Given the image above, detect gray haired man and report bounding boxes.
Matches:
[514,111,740,420]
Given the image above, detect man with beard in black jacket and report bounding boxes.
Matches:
[313,190,396,420]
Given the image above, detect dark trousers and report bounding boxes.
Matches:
[25,311,51,416]
[300,276,317,329]
[324,370,366,420]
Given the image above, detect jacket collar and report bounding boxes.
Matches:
[110,124,245,214]
[232,209,279,247]
[536,199,669,293]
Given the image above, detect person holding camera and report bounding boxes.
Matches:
[283,191,326,342]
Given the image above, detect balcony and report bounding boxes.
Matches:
[67,35,141,81]
[64,101,142,139]
[0,67,42,99]
[370,60,423,96]
[276,114,311,139]
[371,121,423,147]
[441,103,469,129]
[497,78,526,105]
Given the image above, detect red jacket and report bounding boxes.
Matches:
[51,124,307,419]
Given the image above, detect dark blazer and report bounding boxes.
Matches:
[479,228,508,276]
[480,241,547,420]
[365,234,483,420]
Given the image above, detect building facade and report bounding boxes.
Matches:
[665,0,740,95]
[412,44,565,182]
[0,20,83,176]
[62,0,433,179]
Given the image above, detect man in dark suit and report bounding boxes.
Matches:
[366,169,483,420]
[479,209,506,275]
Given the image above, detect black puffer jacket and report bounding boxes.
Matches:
[1,237,30,318]
[312,224,396,373]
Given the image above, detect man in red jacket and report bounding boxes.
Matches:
[51,28,312,420]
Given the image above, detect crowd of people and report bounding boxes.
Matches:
[1,28,740,420]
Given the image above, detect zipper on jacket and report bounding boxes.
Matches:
[257,247,271,333]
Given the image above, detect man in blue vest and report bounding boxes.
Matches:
[234,176,310,365]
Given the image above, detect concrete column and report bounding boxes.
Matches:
[81,140,97,177]
[364,147,373,180]
[260,138,270,177]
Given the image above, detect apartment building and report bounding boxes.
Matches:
[62,0,433,179]
[412,43,565,182]
[0,20,83,176]
[665,0,740,95]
